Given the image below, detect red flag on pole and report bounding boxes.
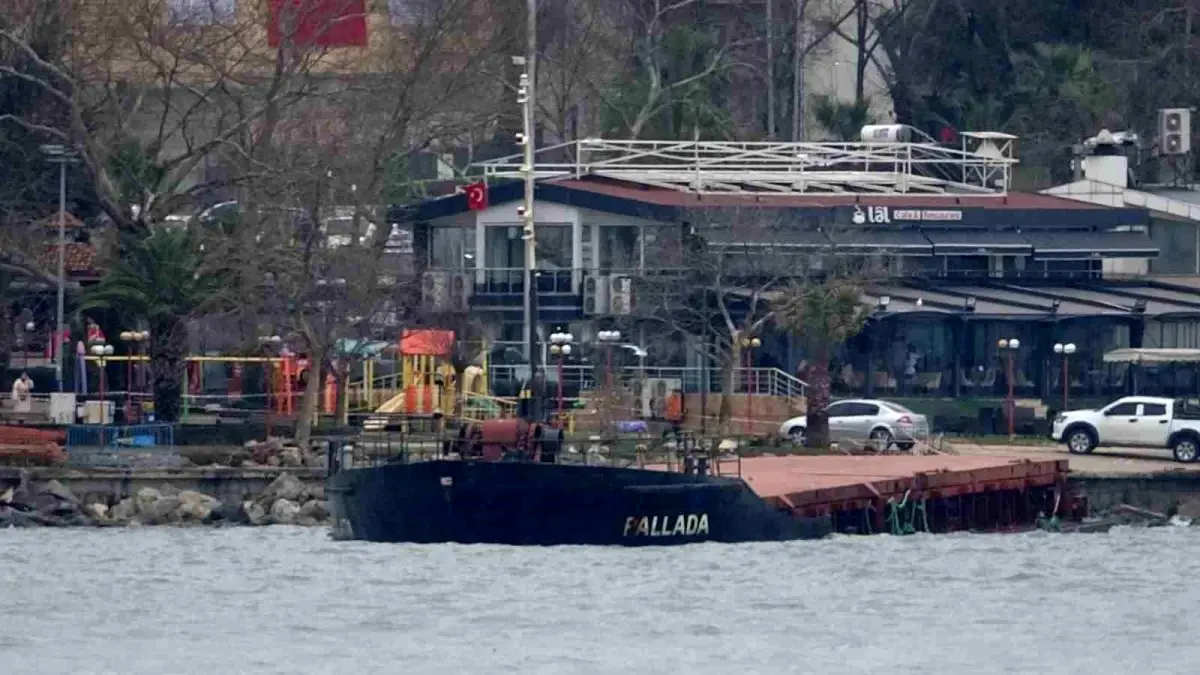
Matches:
[465,182,489,211]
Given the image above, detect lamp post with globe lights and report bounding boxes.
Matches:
[741,336,762,435]
[597,330,621,433]
[998,338,1021,437]
[1053,342,1077,412]
[18,320,35,370]
[258,335,283,440]
[119,330,149,421]
[549,330,574,425]
[90,341,115,422]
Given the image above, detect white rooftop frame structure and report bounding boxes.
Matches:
[476,135,1018,196]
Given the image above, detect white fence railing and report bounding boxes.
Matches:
[488,365,806,398]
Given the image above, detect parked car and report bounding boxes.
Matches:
[1051,396,1200,462]
[778,399,930,451]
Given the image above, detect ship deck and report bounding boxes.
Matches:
[724,454,1070,529]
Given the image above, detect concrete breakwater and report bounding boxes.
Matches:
[0,471,328,528]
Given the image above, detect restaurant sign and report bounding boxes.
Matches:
[850,205,963,224]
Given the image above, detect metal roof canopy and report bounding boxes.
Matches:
[1104,348,1200,364]
[476,137,1018,196]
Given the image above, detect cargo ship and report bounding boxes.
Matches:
[325,419,833,546]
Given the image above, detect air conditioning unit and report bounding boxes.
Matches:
[447,272,471,311]
[583,274,610,315]
[609,275,633,315]
[422,270,447,309]
[636,377,682,419]
[1159,108,1192,156]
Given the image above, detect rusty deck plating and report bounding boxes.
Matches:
[735,455,1069,520]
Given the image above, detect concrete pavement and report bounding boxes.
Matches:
[947,440,1200,477]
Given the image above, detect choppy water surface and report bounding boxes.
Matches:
[1,526,1197,674]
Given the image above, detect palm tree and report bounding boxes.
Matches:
[775,274,870,449]
[79,228,224,422]
[811,95,876,141]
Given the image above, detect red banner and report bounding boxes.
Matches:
[267,0,368,48]
[465,182,488,211]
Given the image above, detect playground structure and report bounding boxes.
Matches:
[360,329,513,429]
[78,334,808,434]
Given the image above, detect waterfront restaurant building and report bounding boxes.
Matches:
[398,136,1200,403]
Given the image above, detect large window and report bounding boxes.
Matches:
[429,226,474,270]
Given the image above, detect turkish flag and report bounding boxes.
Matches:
[465,182,488,211]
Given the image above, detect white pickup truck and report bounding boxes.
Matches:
[1051,396,1200,462]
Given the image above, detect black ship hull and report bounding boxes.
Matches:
[326,460,832,546]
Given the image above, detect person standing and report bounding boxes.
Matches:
[11,372,33,414]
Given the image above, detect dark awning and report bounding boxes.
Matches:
[923,230,1032,256]
[701,227,831,249]
[827,229,932,255]
[1027,231,1160,260]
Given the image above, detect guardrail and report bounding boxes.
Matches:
[65,423,180,468]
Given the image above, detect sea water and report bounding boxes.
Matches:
[1,525,1196,674]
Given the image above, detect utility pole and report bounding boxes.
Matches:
[518,0,538,375]
[40,144,77,392]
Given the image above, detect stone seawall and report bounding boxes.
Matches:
[0,469,329,528]
[1072,472,1200,517]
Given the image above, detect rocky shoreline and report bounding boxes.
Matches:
[0,472,328,528]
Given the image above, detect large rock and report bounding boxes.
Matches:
[134,487,163,515]
[269,498,300,525]
[143,495,182,525]
[109,497,136,523]
[39,480,80,505]
[244,500,270,526]
[260,473,308,503]
[298,499,328,522]
[175,491,221,522]
[207,501,250,525]
[279,447,304,467]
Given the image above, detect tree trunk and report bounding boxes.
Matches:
[855,2,869,104]
[334,361,350,426]
[766,0,775,139]
[718,340,741,433]
[804,341,832,449]
[792,0,806,140]
[150,320,187,423]
[294,354,324,448]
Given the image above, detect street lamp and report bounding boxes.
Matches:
[90,341,115,423]
[549,330,574,426]
[259,334,283,440]
[742,336,762,436]
[1053,342,1077,412]
[18,320,34,369]
[119,330,149,422]
[998,338,1021,438]
[40,144,79,393]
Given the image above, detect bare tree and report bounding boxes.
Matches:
[637,209,812,431]
[0,0,345,236]
[220,0,516,444]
